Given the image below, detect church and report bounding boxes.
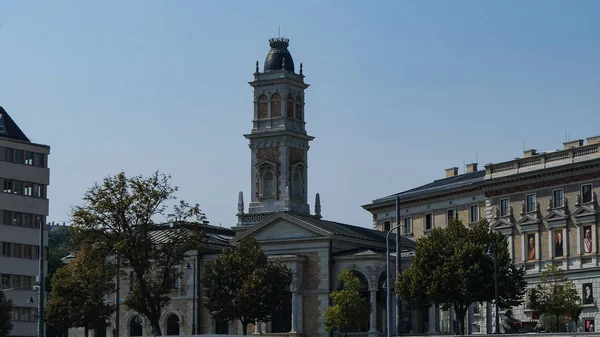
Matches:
[102,37,416,337]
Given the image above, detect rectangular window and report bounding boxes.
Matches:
[12,244,22,258]
[20,307,30,322]
[2,242,12,256]
[14,150,24,164]
[22,275,31,290]
[24,151,34,165]
[446,209,456,224]
[403,217,412,234]
[3,180,12,193]
[34,184,44,198]
[499,198,509,217]
[23,214,33,228]
[34,153,45,167]
[13,212,22,226]
[582,184,593,203]
[526,194,537,213]
[171,268,180,289]
[1,274,9,288]
[23,182,33,196]
[35,215,44,229]
[10,275,20,289]
[425,213,433,231]
[470,205,479,223]
[4,148,13,162]
[383,220,391,232]
[552,189,564,208]
[23,245,33,259]
[2,210,11,225]
[13,181,23,195]
[33,246,40,259]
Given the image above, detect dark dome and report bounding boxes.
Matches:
[264,38,295,72]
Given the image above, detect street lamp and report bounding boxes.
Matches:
[386,224,402,337]
[487,247,499,334]
[185,258,197,335]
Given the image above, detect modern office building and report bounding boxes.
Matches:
[0,106,50,337]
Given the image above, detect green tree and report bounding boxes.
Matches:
[530,264,582,332]
[397,219,526,335]
[0,291,13,337]
[45,245,116,337]
[324,269,372,333]
[202,237,292,335]
[70,171,207,336]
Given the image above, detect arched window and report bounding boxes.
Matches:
[262,170,274,197]
[292,170,303,197]
[166,314,180,336]
[295,96,303,120]
[271,93,281,118]
[130,316,143,337]
[286,94,294,119]
[258,95,268,119]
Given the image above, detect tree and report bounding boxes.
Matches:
[45,244,116,337]
[202,237,292,335]
[0,291,13,337]
[397,219,526,335]
[46,226,72,294]
[530,264,582,332]
[324,269,372,333]
[70,171,207,336]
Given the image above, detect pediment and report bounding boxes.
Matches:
[516,214,541,232]
[543,210,568,222]
[232,213,331,243]
[491,218,513,230]
[572,205,598,224]
[256,160,279,168]
[542,210,569,229]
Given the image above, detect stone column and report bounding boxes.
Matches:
[428,306,438,334]
[290,291,298,334]
[369,289,378,335]
[253,321,261,334]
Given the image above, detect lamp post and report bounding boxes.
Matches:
[185,258,197,335]
[487,247,499,334]
[386,224,402,337]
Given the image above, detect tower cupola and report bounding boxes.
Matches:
[264,38,295,72]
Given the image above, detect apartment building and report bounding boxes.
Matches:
[485,136,600,332]
[0,106,50,337]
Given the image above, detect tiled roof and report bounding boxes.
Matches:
[288,212,415,249]
[368,170,485,205]
[149,222,235,248]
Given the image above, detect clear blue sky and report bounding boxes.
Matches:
[1,1,599,228]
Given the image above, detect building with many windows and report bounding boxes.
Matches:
[0,106,50,337]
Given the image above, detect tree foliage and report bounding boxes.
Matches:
[70,171,207,336]
[397,219,526,335]
[0,291,13,337]
[324,269,372,333]
[530,264,583,332]
[45,244,116,336]
[202,237,292,335]
[46,226,73,293]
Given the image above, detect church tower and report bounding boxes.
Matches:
[239,37,314,224]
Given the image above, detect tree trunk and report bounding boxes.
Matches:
[455,306,467,336]
[85,327,89,337]
[151,321,162,336]
[242,322,248,335]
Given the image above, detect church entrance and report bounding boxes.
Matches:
[271,291,292,332]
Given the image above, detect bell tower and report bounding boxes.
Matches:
[243,37,314,218]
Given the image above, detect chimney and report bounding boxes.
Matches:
[563,139,584,150]
[523,149,537,158]
[445,167,459,178]
[586,135,600,145]
[466,163,478,173]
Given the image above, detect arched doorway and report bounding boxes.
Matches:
[271,291,292,332]
[337,270,370,332]
[129,316,143,337]
[166,314,180,336]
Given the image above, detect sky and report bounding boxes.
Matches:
[0,0,599,229]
